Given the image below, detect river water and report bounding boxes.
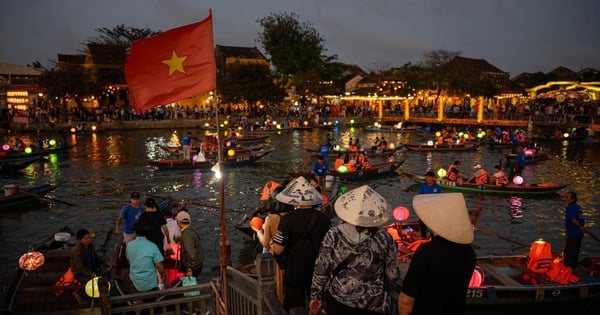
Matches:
[1,127,599,288]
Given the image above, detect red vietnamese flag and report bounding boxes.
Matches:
[125,11,216,112]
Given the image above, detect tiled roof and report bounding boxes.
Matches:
[0,62,42,76]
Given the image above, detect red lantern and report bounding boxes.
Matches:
[469,266,484,287]
[393,206,410,221]
[19,251,45,271]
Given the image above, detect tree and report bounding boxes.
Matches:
[422,49,461,100]
[37,63,99,107]
[88,24,159,51]
[256,12,338,100]
[218,62,285,116]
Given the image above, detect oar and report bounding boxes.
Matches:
[475,227,529,248]
[584,229,600,242]
[20,190,76,206]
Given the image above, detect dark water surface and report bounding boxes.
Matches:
[1,127,599,288]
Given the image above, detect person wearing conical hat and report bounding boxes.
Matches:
[271,176,331,312]
[309,185,400,315]
[398,193,476,315]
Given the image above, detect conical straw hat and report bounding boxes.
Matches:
[412,193,474,244]
[276,176,323,206]
[334,185,391,227]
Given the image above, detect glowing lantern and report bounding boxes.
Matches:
[2,144,9,151]
[437,168,447,178]
[227,149,235,157]
[463,134,470,139]
[435,131,441,137]
[476,133,483,139]
[204,122,210,127]
[337,165,348,173]
[563,133,569,138]
[272,120,277,125]
[458,132,464,137]
[192,154,198,161]
[323,122,327,126]
[224,120,229,125]
[49,139,56,146]
[469,267,484,287]
[250,217,264,230]
[85,277,111,298]
[389,143,395,149]
[19,251,45,271]
[427,140,434,146]
[392,206,410,221]
[525,149,534,155]
[350,119,355,124]
[513,175,523,185]
[304,121,309,126]
[333,144,340,151]
[24,147,32,154]
[276,124,282,129]
[70,127,76,133]
[225,141,232,147]
[91,125,97,132]
[480,131,486,136]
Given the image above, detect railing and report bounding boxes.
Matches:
[104,254,286,315]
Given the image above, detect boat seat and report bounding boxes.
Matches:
[480,263,521,286]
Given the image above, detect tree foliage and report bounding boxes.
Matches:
[217,62,286,113]
[88,24,159,51]
[37,63,99,102]
[256,12,339,94]
[422,49,461,99]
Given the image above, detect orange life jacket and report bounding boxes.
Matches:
[494,170,508,185]
[475,169,488,185]
[334,158,344,171]
[526,240,553,274]
[53,267,81,296]
[345,162,356,172]
[447,165,458,181]
[545,257,580,284]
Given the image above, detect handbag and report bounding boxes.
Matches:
[181,276,200,297]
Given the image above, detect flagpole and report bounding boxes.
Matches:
[213,92,229,314]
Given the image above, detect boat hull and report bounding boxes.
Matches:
[290,159,403,181]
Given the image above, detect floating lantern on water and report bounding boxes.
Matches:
[437,168,447,178]
[337,165,348,173]
[459,132,464,138]
[464,134,470,139]
[350,119,354,124]
[19,251,45,271]
[513,175,523,185]
[563,132,569,138]
[392,206,410,221]
[91,125,97,132]
[49,139,56,146]
[85,277,111,298]
[250,217,264,230]
[70,127,76,133]
[227,149,235,157]
[24,147,32,154]
[2,144,9,151]
[304,121,309,126]
[480,131,486,137]
[333,144,341,151]
[389,143,395,149]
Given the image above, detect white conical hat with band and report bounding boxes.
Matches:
[412,193,474,244]
[276,176,323,206]
[334,185,391,227]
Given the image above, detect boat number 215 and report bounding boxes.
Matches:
[465,288,484,298]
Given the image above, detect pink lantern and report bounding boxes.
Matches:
[2,144,9,151]
[469,266,484,287]
[19,251,45,271]
[393,206,410,221]
[513,176,524,185]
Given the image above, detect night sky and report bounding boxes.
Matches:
[1,0,598,77]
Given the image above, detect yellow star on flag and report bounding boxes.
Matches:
[162,51,188,76]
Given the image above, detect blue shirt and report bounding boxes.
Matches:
[182,134,192,146]
[418,182,442,194]
[314,161,328,179]
[565,202,584,238]
[516,151,526,167]
[126,236,164,292]
[120,204,144,234]
[318,144,331,158]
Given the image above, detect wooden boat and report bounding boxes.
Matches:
[400,170,568,195]
[148,148,274,170]
[364,125,423,133]
[305,145,403,158]
[160,144,266,156]
[0,156,41,172]
[289,158,404,182]
[505,151,549,165]
[0,183,58,210]
[235,134,270,145]
[403,142,480,151]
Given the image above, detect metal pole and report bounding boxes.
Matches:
[213,93,228,314]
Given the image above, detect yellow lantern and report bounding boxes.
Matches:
[437,168,447,178]
[435,131,441,137]
[85,277,111,298]
[227,149,235,157]
[463,134,470,139]
[49,139,56,146]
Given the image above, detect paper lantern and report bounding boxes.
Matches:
[437,168,447,178]
[435,131,441,137]
[458,132,464,137]
[469,267,484,287]
[70,127,76,133]
[228,149,235,157]
[464,134,470,139]
[389,143,395,149]
[563,133,569,138]
[2,144,9,151]
[350,119,355,124]
[513,175,523,185]
[85,277,111,298]
[427,140,434,146]
[49,139,56,146]
[392,206,410,221]
[250,217,264,230]
[24,147,32,154]
[333,144,340,151]
[337,165,348,173]
[19,251,45,271]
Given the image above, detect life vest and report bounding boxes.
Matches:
[345,162,356,172]
[362,159,372,169]
[260,181,281,201]
[545,257,579,284]
[320,193,328,207]
[53,267,82,296]
[356,155,365,166]
[437,136,444,144]
[495,170,508,185]
[526,240,553,275]
[475,169,488,185]
[447,165,458,181]
[334,158,344,171]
